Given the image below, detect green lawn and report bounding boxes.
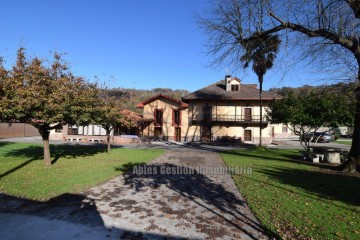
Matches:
[0,142,163,200]
[221,147,360,240]
[335,140,352,145]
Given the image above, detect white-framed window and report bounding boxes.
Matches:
[282,125,288,133]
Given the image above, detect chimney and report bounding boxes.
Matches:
[225,75,232,91]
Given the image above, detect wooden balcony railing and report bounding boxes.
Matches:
[189,114,268,125]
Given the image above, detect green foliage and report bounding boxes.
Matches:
[94,92,124,151]
[268,82,357,98]
[95,95,123,132]
[241,34,281,81]
[0,142,164,200]
[335,140,352,146]
[268,90,354,150]
[0,48,99,129]
[221,148,360,240]
[269,91,354,130]
[240,34,281,146]
[0,48,102,164]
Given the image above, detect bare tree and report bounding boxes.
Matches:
[198,0,360,172]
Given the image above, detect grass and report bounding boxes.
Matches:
[221,147,360,240]
[0,142,163,200]
[335,140,352,145]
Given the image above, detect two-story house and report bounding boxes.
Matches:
[137,76,293,144]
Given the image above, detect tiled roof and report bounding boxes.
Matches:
[120,110,154,124]
[121,110,143,122]
[136,94,189,109]
[182,80,282,101]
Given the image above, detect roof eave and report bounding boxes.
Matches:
[136,94,189,109]
[182,97,278,101]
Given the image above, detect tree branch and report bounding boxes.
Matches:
[243,10,357,54]
[48,123,63,130]
[346,0,360,18]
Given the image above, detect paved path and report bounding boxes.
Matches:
[270,138,351,151]
[0,147,268,240]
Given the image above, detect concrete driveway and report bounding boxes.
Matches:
[0,146,268,240]
[270,138,351,151]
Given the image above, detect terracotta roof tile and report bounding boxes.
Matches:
[121,110,143,122]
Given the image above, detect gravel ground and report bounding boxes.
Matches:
[0,146,269,240]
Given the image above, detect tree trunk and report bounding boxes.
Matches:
[106,129,111,153]
[259,75,263,147]
[38,127,51,166]
[342,82,360,172]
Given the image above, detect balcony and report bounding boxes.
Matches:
[189,114,268,126]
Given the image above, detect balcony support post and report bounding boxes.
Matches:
[235,106,237,121]
[216,102,218,121]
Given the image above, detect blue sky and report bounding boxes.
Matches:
[0,0,334,92]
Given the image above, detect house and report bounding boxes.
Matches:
[49,110,144,144]
[136,76,294,144]
[136,94,189,142]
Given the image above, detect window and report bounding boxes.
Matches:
[244,130,252,141]
[154,127,162,137]
[67,125,78,135]
[203,106,212,121]
[282,125,288,133]
[154,109,163,126]
[93,125,100,135]
[172,110,181,126]
[231,84,239,91]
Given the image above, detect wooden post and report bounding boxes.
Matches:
[235,104,237,121]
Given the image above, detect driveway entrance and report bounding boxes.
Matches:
[0,146,268,240]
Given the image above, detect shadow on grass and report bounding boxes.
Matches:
[278,152,345,171]
[223,147,297,162]
[0,144,108,180]
[257,166,360,207]
[5,144,108,161]
[0,159,35,180]
[0,142,15,148]
[226,148,360,207]
[225,148,345,171]
[117,163,277,239]
[114,162,145,173]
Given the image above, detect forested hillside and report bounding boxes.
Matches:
[104,88,190,113]
[268,82,357,97]
[106,81,355,114]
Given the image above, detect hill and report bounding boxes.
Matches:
[104,88,190,113]
[268,81,357,97]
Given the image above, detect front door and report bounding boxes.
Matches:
[244,130,252,141]
[174,127,181,142]
[244,108,252,121]
[201,126,211,142]
[154,127,162,137]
